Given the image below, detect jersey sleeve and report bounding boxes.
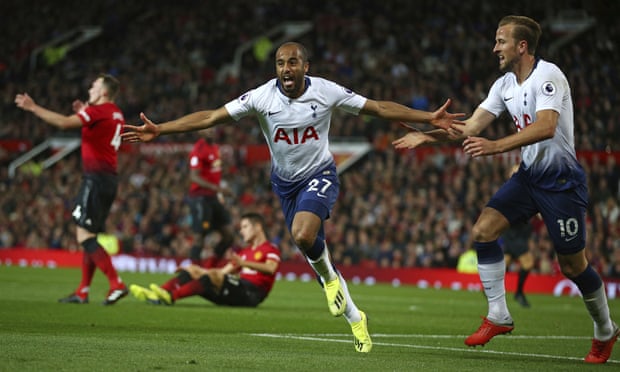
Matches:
[324,80,367,115]
[187,141,201,170]
[265,244,281,263]
[188,153,200,170]
[225,89,257,121]
[534,66,566,113]
[478,77,506,117]
[77,105,101,126]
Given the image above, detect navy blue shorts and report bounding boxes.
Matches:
[488,170,588,255]
[271,162,339,240]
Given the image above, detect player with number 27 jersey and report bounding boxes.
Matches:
[225,76,367,231]
[122,42,466,353]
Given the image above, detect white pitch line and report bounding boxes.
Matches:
[249,333,619,364]
[255,333,591,340]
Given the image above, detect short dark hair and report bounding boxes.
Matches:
[277,42,310,63]
[99,73,120,100]
[499,15,541,55]
[241,212,266,234]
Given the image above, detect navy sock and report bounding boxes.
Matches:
[305,238,325,261]
[474,240,503,264]
[570,265,602,295]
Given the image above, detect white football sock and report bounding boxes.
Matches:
[306,246,361,323]
[478,260,512,324]
[338,271,361,324]
[583,285,615,340]
[307,242,338,282]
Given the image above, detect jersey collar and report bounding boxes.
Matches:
[276,76,311,98]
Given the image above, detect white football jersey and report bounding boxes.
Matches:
[225,76,367,181]
[479,59,585,190]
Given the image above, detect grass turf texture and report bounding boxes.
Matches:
[1,266,618,371]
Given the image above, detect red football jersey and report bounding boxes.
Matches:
[77,102,124,174]
[238,241,281,295]
[188,138,222,197]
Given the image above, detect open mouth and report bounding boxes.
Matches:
[282,76,294,89]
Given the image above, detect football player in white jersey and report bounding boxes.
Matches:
[393,15,618,363]
[123,41,464,353]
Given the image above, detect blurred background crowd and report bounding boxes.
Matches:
[1,0,619,278]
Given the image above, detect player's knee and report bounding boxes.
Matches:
[560,263,584,278]
[472,209,508,242]
[291,229,315,251]
[472,223,494,242]
[557,253,588,277]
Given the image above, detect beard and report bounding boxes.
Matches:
[499,53,518,73]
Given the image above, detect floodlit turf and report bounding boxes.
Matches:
[0,266,618,371]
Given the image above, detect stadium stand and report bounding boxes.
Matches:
[1,0,619,278]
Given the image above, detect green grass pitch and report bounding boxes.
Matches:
[1,266,618,371]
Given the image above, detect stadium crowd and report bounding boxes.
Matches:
[1,0,619,278]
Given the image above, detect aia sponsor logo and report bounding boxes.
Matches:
[273,126,319,144]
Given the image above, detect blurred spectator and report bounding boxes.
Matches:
[1,1,619,278]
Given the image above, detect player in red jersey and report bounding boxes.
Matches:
[131,212,280,307]
[15,74,128,305]
[187,128,234,268]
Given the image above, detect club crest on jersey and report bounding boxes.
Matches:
[311,104,318,118]
[273,126,319,144]
[542,81,556,96]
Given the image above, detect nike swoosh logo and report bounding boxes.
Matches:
[268,110,281,116]
[503,97,513,102]
[564,235,578,242]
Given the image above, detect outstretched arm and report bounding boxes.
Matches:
[15,93,82,129]
[360,98,465,130]
[121,106,233,143]
[393,107,496,150]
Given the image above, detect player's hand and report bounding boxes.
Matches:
[14,93,35,112]
[448,122,466,139]
[121,112,160,143]
[392,124,433,149]
[230,253,244,268]
[429,99,465,131]
[72,100,87,113]
[463,136,498,157]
